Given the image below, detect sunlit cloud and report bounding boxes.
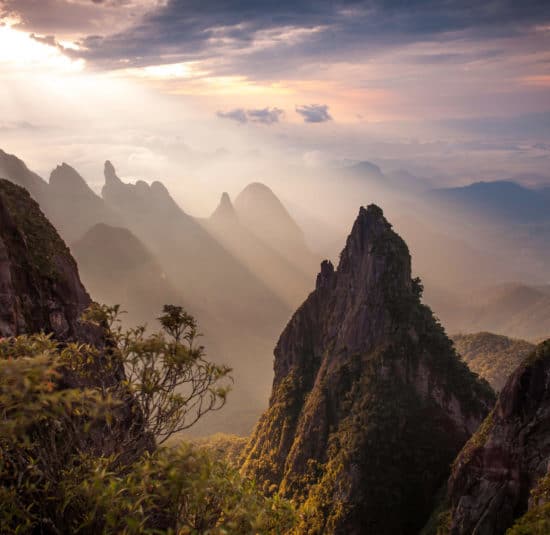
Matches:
[0,0,549,201]
[0,17,84,74]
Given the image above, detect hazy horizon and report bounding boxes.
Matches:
[1,0,550,218]
[2,0,550,433]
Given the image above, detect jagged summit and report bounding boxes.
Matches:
[210,191,238,223]
[102,161,181,214]
[49,163,96,198]
[104,160,122,186]
[315,259,334,289]
[242,205,494,534]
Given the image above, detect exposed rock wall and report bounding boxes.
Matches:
[444,340,550,535]
[0,179,99,343]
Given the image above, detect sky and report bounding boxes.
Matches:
[1,0,550,213]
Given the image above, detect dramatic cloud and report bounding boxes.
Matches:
[0,0,160,36]
[3,0,550,123]
[296,104,332,123]
[217,107,283,124]
[1,0,550,176]
[6,1,550,75]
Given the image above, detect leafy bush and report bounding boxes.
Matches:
[0,306,295,533]
[507,473,550,535]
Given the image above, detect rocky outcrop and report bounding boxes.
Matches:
[0,150,122,244]
[0,179,99,343]
[442,340,550,535]
[49,163,97,198]
[242,205,495,535]
[210,192,239,225]
[0,178,150,461]
[102,160,182,217]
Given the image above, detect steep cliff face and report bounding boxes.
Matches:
[443,340,550,535]
[0,179,98,343]
[242,205,495,535]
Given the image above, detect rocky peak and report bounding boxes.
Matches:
[440,339,550,535]
[49,163,97,199]
[102,161,182,216]
[104,160,122,187]
[150,180,179,210]
[315,259,334,289]
[234,182,306,242]
[210,192,238,224]
[0,179,99,344]
[0,148,48,201]
[242,204,494,534]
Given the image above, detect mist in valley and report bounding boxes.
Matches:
[3,3,550,532]
[2,139,549,434]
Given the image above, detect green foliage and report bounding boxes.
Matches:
[54,444,295,534]
[291,350,466,534]
[452,410,495,473]
[507,473,550,535]
[0,335,118,532]
[243,263,494,534]
[83,303,232,445]
[187,433,249,466]
[0,306,294,533]
[0,179,71,279]
[241,370,310,495]
[452,332,534,391]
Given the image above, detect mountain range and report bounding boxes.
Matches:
[2,145,550,433]
[2,152,550,533]
[0,148,318,434]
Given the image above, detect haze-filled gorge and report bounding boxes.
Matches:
[2,1,550,533]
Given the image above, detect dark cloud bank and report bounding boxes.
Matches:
[8,0,550,78]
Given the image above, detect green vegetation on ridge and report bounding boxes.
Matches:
[452,332,534,391]
[0,305,295,533]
